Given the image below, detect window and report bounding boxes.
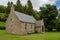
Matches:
[31,24,32,29]
[25,23,27,29]
[11,17,14,24]
[42,26,44,32]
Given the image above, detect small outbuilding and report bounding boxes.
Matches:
[6,5,45,34]
[35,19,45,33]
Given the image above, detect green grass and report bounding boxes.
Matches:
[0,30,60,40]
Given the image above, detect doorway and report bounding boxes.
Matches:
[42,26,44,32]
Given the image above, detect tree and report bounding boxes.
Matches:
[23,5,28,14]
[6,2,11,14]
[58,9,60,19]
[15,0,23,12]
[0,5,6,13]
[27,0,34,16]
[55,19,60,31]
[33,10,41,20]
[6,1,13,14]
[0,13,7,22]
[56,14,60,31]
[40,4,58,31]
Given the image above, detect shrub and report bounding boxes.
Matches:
[0,22,5,30]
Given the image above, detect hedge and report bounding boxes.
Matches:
[0,22,5,30]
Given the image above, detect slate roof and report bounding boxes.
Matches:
[35,19,44,26]
[15,11,36,23]
[35,21,42,26]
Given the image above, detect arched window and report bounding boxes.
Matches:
[11,17,14,24]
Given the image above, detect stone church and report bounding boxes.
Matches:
[6,5,45,34]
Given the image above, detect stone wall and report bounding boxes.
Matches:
[6,12,35,34]
[35,27,42,33]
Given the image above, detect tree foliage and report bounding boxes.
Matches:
[40,4,58,31]
[15,0,23,13]
[0,5,6,13]
[0,13,7,22]
[27,0,34,16]
[6,2,13,14]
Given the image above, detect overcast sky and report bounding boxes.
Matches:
[0,0,60,11]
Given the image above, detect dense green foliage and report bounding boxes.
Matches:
[6,2,13,14]
[0,5,6,13]
[56,20,60,31]
[40,4,58,31]
[15,0,23,13]
[0,30,60,40]
[27,0,34,15]
[0,22,5,30]
[0,13,7,22]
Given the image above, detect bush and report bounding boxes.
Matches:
[0,13,7,22]
[0,26,5,30]
[0,22,5,30]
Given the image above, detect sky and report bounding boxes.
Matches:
[0,0,60,11]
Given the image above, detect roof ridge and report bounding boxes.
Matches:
[15,11,33,17]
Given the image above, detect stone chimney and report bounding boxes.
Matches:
[10,5,14,13]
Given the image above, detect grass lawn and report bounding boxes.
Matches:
[0,30,60,40]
